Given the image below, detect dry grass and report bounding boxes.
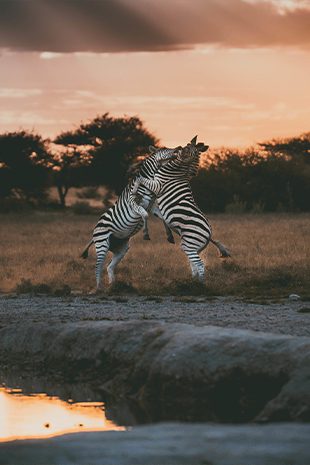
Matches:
[0,212,309,297]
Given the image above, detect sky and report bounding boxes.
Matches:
[0,0,309,148]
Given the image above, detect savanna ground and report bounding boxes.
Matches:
[0,211,309,299]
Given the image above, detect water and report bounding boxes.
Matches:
[0,371,212,442]
[0,386,125,442]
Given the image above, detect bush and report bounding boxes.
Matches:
[71,201,94,215]
[0,198,34,213]
[165,279,211,296]
[15,279,52,294]
[191,142,310,213]
[251,201,265,214]
[54,285,71,296]
[225,195,247,214]
[76,186,101,200]
[108,281,137,295]
[0,130,50,202]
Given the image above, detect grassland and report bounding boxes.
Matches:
[0,212,309,298]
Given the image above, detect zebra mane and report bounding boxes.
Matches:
[127,147,177,183]
[127,156,148,182]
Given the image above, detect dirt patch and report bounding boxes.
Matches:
[0,294,309,337]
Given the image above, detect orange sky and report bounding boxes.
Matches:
[0,0,309,147]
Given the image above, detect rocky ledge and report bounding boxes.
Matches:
[0,320,309,422]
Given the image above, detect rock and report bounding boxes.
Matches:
[0,423,309,465]
[0,321,309,422]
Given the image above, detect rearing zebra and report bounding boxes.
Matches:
[133,136,230,281]
[81,146,179,289]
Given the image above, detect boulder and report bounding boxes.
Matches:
[0,321,309,422]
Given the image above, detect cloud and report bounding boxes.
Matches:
[40,52,64,60]
[0,0,309,53]
[0,110,69,126]
[0,88,43,98]
[57,92,256,114]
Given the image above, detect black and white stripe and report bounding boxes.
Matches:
[81,146,178,289]
[137,137,229,281]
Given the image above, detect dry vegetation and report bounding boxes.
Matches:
[0,212,309,298]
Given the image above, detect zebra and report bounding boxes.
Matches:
[81,145,180,289]
[128,146,179,243]
[131,136,230,282]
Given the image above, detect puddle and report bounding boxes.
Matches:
[0,387,125,442]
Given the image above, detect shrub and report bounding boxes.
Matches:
[225,195,247,214]
[166,279,210,296]
[76,186,101,200]
[71,201,94,215]
[108,281,137,295]
[54,285,71,296]
[15,279,34,294]
[251,201,265,214]
[15,279,52,294]
[0,198,33,213]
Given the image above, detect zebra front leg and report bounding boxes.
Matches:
[94,239,110,290]
[136,177,161,195]
[134,205,150,240]
[128,193,150,239]
[107,240,130,284]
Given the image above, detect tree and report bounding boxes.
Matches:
[45,142,93,207]
[0,130,49,202]
[55,113,158,194]
[259,132,310,164]
[258,132,310,211]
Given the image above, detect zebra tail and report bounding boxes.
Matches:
[80,240,94,259]
[210,238,231,258]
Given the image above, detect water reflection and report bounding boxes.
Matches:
[0,387,125,442]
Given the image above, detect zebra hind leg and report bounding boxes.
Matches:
[182,247,206,282]
[107,240,130,284]
[163,221,175,244]
[143,217,151,240]
[94,239,110,290]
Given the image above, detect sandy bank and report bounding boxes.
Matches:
[1,423,310,465]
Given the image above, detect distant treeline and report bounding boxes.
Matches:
[0,113,309,212]
[192,142,310,213]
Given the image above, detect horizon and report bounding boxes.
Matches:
[0,0,309,147]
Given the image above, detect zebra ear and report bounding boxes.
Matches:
[149,145,157,153]
[190,135,198,145]
[197,143,209,152]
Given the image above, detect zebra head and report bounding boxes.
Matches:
[149,145,182,165]
[177,136,208,164]
[171,136,208,177]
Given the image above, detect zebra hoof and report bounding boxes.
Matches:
[88,288,104,295]
[143,234,151,241]
[167,236,175,244]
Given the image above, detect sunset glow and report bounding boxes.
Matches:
[0,0,309,146]
[0,388,124,442]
